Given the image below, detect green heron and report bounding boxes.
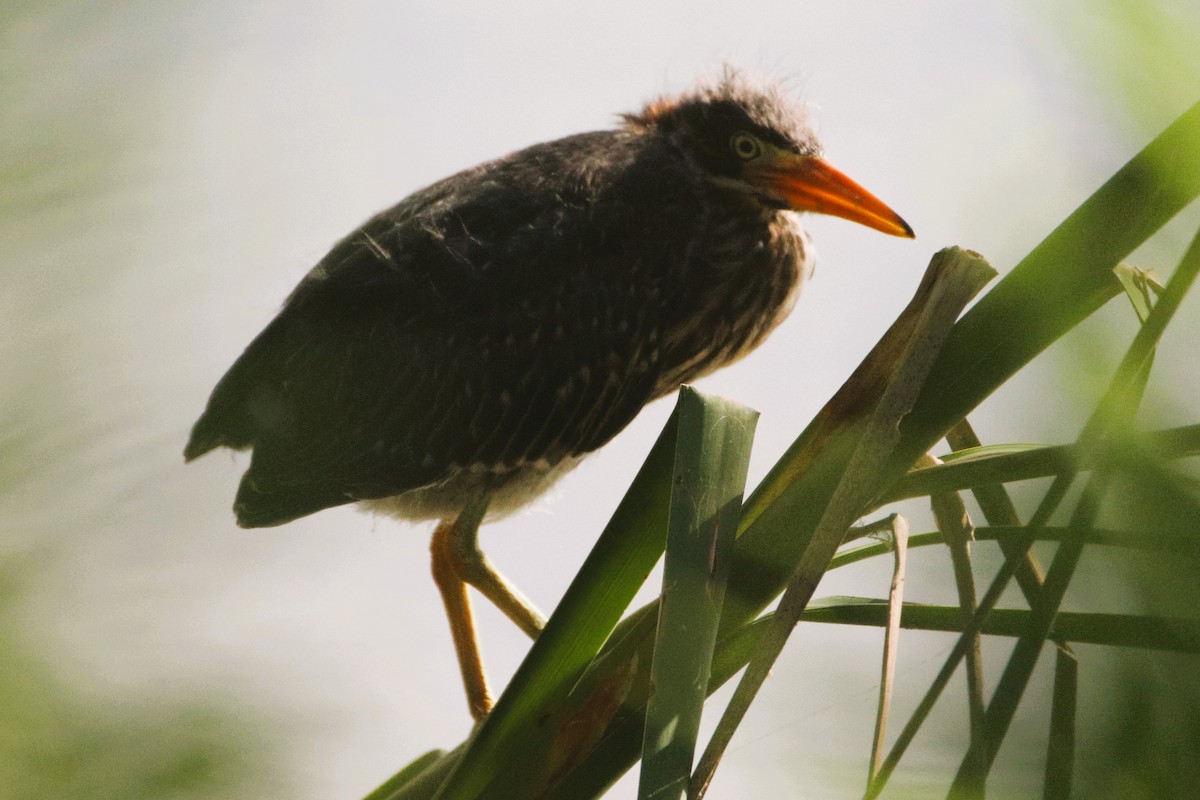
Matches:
[185,73,913,720]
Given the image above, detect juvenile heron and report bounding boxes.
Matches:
[185,73,913,719]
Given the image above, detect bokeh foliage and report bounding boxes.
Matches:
[2,4,282,798]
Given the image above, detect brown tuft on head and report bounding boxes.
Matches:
[619,96,678,129]
[619,67,818,156]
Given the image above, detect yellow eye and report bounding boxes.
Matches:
[730,132,761,160]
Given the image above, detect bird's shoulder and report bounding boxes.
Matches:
[287,128,698,308]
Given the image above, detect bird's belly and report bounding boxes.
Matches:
[358,455,585,523]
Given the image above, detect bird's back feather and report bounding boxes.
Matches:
[187,132,682,526]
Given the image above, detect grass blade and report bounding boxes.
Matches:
[944,419,1052,611]
[868,514,909,785]
[925,460,986,775]
[884,423,1200,502]
[1043,646,1078,800]
[638,389,758,800]
[363,750,447,800]
[800,598,1200,653]
[373,749,464,800]
[831,524,1200,570]
[1113,262,1165,323]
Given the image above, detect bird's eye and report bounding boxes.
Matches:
[730,132,761,160]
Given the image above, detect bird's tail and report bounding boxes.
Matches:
[184,411,239,461]
[233,473,354,528]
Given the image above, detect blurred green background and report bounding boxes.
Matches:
[3,1,1198,797]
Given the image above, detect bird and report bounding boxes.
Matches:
[184,71,914,720]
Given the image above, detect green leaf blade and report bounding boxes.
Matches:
[638,388,758,800]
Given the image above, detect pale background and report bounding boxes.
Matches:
[4,1,1199,798]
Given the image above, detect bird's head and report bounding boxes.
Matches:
[623,72,914,238]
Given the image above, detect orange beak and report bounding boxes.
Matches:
[746,152,914,238]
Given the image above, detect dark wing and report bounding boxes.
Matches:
[185,137,669,527]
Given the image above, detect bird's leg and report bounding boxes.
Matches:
[431,511,492,721]
[430,494,549,719]
[445,510,547,640]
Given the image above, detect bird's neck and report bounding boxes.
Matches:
[655,198,810,393]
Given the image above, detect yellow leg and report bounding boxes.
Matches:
[429,493,548,719]
[446,515,547,640]
[431,517,492,721]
